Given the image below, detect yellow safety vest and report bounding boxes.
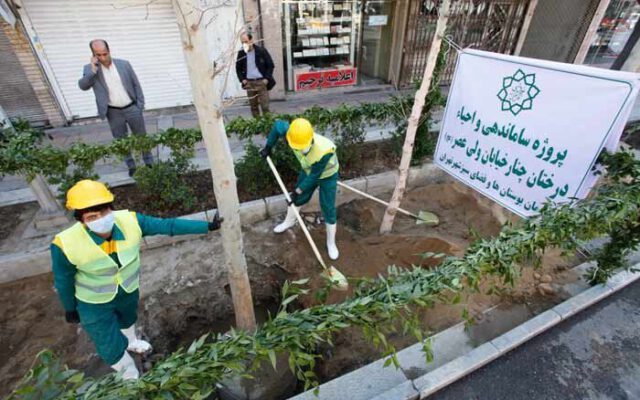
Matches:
[56,210,142,304]
[293,134,339,179]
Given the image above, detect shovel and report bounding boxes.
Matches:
[337,181,439,226]
[266,156,349,291]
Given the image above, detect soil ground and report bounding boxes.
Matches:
[0,181,581,398]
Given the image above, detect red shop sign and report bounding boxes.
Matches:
[295,68,357,91]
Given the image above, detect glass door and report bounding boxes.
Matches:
[358,0,395,85]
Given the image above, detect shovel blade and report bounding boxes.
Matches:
[416,211,439,226]
[323,266,349,291]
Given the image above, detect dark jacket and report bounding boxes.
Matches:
[78,59,144,120]
[235,45,276,90]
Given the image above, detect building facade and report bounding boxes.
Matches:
[2,0,639,126]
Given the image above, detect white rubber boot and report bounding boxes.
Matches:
[111,351,139,380]
[274,206,298,233]
[326,223,339,260]
[121,325,152,354]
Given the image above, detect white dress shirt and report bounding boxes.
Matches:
[101,63,132,107]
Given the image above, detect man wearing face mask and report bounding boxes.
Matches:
[260,118,340,260]
[50,180,223,380]
[235,32,275,117]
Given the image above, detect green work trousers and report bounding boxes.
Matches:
[76,287,139,365]
[294,172,338,224]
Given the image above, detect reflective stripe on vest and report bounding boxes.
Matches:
[293,134,340,179]
[56,210,142,304]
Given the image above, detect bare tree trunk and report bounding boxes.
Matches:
[379,0,451,234]
[172,0,256,331]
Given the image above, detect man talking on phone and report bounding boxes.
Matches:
[78,39,153,177]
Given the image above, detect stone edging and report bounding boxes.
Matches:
[413,266,640,399]
[0,163,446,284]
[289,262,640,400]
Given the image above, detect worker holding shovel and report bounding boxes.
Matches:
[260,118,340,260]
[50,180,223,380]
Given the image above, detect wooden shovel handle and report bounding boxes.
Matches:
[266,156,328,270]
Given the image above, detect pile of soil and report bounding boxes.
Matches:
[0,182,579,398]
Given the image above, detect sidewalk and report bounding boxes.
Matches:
[0,86,409,206]
[3,87,640,207]
[430,278,640,400]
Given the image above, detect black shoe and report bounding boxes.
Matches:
[128,167,137,177]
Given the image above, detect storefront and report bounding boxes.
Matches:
[583,0,640,69]
[281,0,396,92]
[13,0,243,120]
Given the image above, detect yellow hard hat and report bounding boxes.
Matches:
[66,180,114,210]
[286,118,314,150]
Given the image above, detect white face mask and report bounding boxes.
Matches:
[242,43,251,53]
[302,144,313,154]
[86,212,115,234]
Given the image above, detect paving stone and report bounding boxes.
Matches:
[369,381,419,400]
[490,310,561,353]
[289,356,408,400]
[265,194,289,217]
[157,115,174,131]
[407,163,445,188]
[552,284,612,319]
[239,199,267,225]
[414,342,501,398]
[397,323,473,379]
[0,252,49,283]
[605,268,640,291]
[336,177,367,206]
[366,171,397,196]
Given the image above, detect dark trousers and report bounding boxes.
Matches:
[294,172,338,224]
[106,104,153,169]
[77,288,139,365]
[245,80,270,118]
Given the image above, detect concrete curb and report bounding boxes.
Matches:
[0,164,446,284]
[288,261,640,400]
[414,265,640,399]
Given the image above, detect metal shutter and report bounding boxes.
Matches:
[18,0,193,119]
[0,22,49,125]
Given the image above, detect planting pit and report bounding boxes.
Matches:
[0,181,581,398]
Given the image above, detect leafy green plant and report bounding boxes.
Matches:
[235,142,272,196]
[235,141,299,198]
[0,124,202,198]
[9,150,640,400]
[2,92,441,200]
[134,159,196,212]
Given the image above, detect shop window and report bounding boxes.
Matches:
[282,0,361,91]
[584,0,640,69]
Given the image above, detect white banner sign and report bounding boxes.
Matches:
[434,49,640,217]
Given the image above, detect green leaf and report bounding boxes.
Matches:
[268,349,277,370]
[281,294,298,307]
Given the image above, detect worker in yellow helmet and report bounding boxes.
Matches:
[260,118,340,260]
[50,180,223,380]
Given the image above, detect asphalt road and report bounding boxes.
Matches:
[430,280,640,400]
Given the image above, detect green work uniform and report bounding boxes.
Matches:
[267,120,339,224]
[51,211,208,365]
